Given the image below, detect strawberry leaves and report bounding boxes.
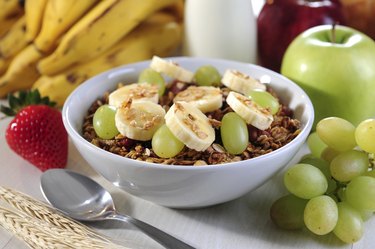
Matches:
[1,89,56,116]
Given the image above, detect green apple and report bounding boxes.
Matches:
[281,25,375,127]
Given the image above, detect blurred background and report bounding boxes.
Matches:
[0,0,374,107]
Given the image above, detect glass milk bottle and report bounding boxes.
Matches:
[183,0,257,63]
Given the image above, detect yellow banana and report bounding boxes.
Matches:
[24,0,48,41]
[37,0,177,76]
[163,0,184,22]
[0,0,23,20]
[34,0,99,52]
[0,57,11,75]
[0,16,28,60]
[34,18,182,106]
[0,45,43,97]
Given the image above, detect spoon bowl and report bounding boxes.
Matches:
[40,169,194,249]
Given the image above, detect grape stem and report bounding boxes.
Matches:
[330,23,337,44]
[329,179,346,202]
[369,153,375,169]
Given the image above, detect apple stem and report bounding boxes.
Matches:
[331,23,337,44]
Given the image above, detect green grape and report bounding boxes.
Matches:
[300,157,336,193]
[316,117,356,152]
[330,150,369,182]
[138,68,166,96]
[248,89,280,115]
[320,147,340,163]
[152,124,184,158]
[220,112,248,155]
[300,157,330,178]
[333,202,364,243]
[193,65,221,86]
[307,132,327,157]
[270,194,308,230]
[346,176,375,211]
[300,153,315,161]
[284,164,328,199]
[337,186,372,221]
[93,105,119,139]
[304,195,338,235]
[355,119,375,154]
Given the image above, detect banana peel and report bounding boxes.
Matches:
[37,0,178,76]
[34,18,182,106]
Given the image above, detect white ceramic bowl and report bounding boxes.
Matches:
[62,57,314,208]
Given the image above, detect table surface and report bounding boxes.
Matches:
[1,1,375,248]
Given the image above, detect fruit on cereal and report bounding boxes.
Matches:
[220,112,248,155]
[221,69,266,95]
[138,68,166,96]
[108,82,159,108]
[173,86,222,113]
[150,55,194,82]
[193,65,221,87]
[165,101,215,151]
[0,90,68,171]
[248,89,280,115]
[115,100,165,141]
[93,104,119,139]
[226,91,273,130]
[152,124,184,158]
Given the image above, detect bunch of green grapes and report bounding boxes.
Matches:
[271,117,375,244]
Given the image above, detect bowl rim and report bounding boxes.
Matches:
[62,56,314,171]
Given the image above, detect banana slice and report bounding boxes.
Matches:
[173,86,222,113]
[150,56,194,83]
[109,83,159,108]
[165,101,215,151]
[222,69,266,95]
[226,91,273,130]
[115,100,165,141]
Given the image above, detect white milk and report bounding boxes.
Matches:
[183,0,257,63]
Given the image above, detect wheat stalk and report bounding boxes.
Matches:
[0,206,125,249]
[0,186,108,240]
[0,186,129,249]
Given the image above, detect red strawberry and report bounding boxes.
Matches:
[1,90,68,171]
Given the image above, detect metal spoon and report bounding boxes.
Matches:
[40,169,195,249]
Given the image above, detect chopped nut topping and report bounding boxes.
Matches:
[182,117,208,139]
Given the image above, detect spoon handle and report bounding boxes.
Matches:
[109,213,196,249]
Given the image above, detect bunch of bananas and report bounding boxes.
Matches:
[0,0,184,106]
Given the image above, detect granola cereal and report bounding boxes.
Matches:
[82,79,301,166]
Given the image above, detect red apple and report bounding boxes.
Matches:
[257,0,346,72]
